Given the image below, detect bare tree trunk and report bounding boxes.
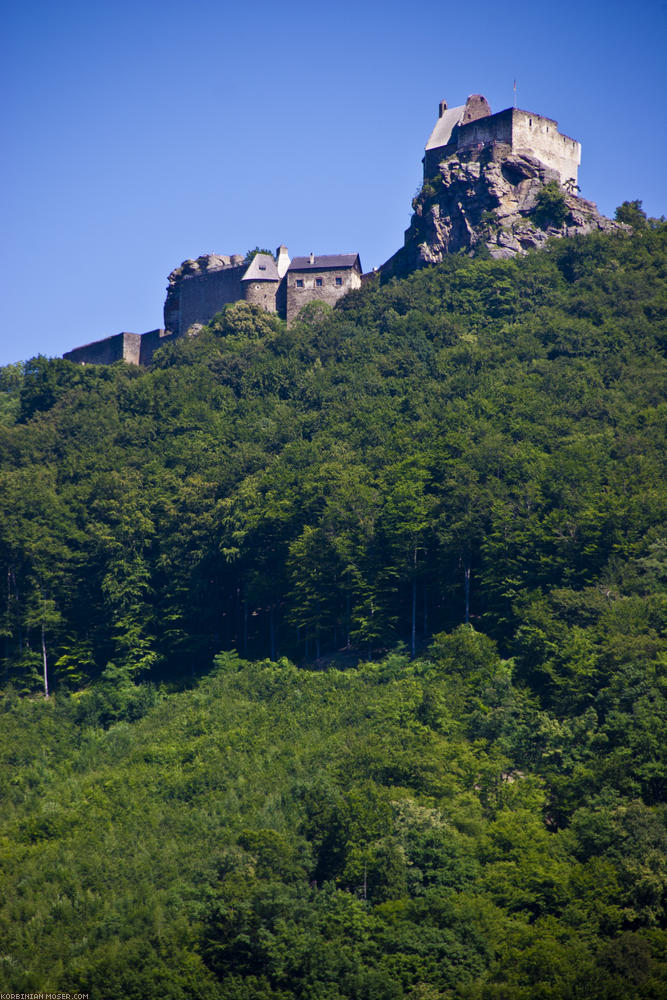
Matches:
[464,565,470,625]
[269,605,276,661]
[41,623,49,699]
[411,576,417,658]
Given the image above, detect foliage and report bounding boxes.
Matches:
[0,226,665,994]
[0,641,664,996]
[0,362,25,425]
[244,246,275,263]
[615,200,648,229]
[532,180,569,228]
[0,228,665,690]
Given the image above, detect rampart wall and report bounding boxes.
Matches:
[64,332,142,366]
[164,265,245,336]
[63,330,177,367]
[138,329,179,365]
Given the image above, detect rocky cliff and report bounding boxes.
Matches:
[384,142,625,276]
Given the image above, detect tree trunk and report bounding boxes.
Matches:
[41,623,49,699]
[411,576,417,658]
[269,605,276,661]
[234,582,241,648]
[464,564,470,625]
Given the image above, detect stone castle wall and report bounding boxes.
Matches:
[164,264,245,336]
[242,280,280,313]
[64,332,142,366]
[510,110,580,186]
[285,267,361,324]
[63,330,177,367]
[424,107,581,187]
[138,328,179,365]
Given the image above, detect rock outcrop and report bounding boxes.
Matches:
[166,253,245,286]
[385,142,624,276]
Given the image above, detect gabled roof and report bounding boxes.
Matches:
[288,253,361,272]
[425,105,465,150]
[242,253,281,282]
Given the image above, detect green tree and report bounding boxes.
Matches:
[532,181,568,228]
[614,200,648,229]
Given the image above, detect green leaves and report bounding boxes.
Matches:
[0,225,664,700]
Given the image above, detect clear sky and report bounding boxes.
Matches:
[2,0,665,367]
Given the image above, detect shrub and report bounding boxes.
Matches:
[532,181,568,229]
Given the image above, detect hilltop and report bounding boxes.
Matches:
[1,224,665,687]
[0,222,665,997]
[61,91,626,365]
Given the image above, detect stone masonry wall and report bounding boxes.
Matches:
[164,265,245,336]
[425,108,581,186]
[285,268,361,324]
[64,332,142,366]
[511,110,580,185]
[138,329,179,365]
[423,110,512,178]
[242,280,280,313]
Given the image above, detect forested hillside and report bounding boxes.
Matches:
[0,224,665,997]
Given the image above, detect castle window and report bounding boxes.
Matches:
[335,277,342,286]
[315,278,323,287]
[296,279,304,288]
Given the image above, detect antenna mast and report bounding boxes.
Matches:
[513,79,517,108]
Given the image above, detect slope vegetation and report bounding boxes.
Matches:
[0,225,665,997]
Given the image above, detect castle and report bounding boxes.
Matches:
[63,92,586,366]
[422,94,581,186]
[163,247,363,337]
[64,247,363,366]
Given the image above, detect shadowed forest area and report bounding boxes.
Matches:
[0,223,665,997]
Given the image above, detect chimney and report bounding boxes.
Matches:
[439,99,448,118]
[276,244,290,278]
[309,252,315,265]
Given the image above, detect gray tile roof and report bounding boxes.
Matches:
[288,253,361,272]
[425,104,465,150]
[242,253,281,282]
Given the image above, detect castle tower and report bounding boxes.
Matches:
[241,253,281,312]
[424,93,581,187]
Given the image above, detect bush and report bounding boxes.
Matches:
[532,181,568,229]
[615,200,648,229]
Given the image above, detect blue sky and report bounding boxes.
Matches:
[2,0,665,366]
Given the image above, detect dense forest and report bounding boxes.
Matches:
[0,221,665,997]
